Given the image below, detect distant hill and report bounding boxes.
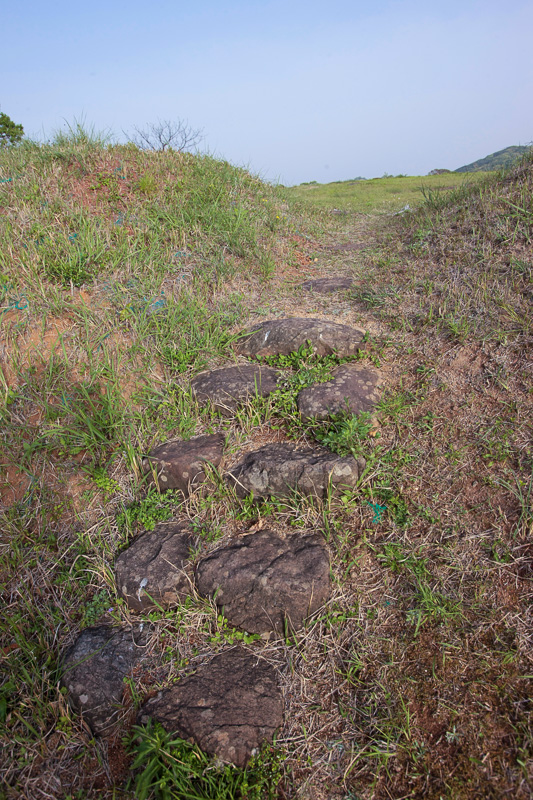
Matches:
[456,145,530,173]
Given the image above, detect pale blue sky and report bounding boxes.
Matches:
[2,0,532,184]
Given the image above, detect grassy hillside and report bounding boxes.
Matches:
[456,144,531,173]
[1,133,532,799]
[286,171,490,213]
[0,132,293,797]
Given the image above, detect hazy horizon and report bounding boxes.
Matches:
[2,0,532,185]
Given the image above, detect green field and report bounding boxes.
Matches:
[287,171,492,213]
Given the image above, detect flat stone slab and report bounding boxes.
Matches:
[61,625,152,734]
[298,364,383,422]
[196,529,330,633]
[115,521,196,612]
[235,317,364,358]
[138,648,283,767]
[227,443,365,500]
[301,276,354,294]
[191,364,280,416]
[142,433,225,494]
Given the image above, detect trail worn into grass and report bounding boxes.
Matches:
[223,217,532,800]
[1,141,532,800]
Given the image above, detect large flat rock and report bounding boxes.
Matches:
[61,625,152,734]
[298,364,383,421]
[115,521,196,612]
[227,442,364,500]
[142,433,225,494]
[196,529,331,633]
[235,317,364,358]
[138,648,283,767]
[191,364,280,416]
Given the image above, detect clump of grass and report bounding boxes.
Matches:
[140,289,244,375]
[252,341,367,441]
[128,720,284,800]
[315,411,374,457]
[116,487,184,534]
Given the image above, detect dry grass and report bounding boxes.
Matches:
[1,139,532,799]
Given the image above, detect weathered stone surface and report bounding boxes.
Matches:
[142,433,225,494]
[235,317,364,358]
[61,625,151,734]
[298,364,383,422]
[191,364,280,416]
[227,443,364,500]
[196,529,330,633]
[115,522,196,612]
[301,276,354,294]
[138,648,282,767]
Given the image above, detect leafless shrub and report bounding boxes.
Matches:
[129,119,203,152]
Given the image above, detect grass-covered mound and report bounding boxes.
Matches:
[0,132,284,289]
[360,148,533,347]
[335,151,533,798]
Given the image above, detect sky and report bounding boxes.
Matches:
[2,0,532,185]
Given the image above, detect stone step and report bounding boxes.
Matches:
[196,528,331,634]
[115,521,196,612]
[191,364,280,416]
[235,317,364,358]
[60,625,153,735]
[300,276,354,294]
[142,433,225,494]
[227,442,365,500]
[138,647,283,767]
[297,364,383,422]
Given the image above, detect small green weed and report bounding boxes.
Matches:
[256,341,364,442]
[364,487,410,527]
[377,389,417,424]
[479,418,515,465]
[85,465,120,496]
[117,487,184,534]
[351,285,399,309]
[406,583,463,636]
[374,542,430,579]
[258,340,348,384]
[315,411,375,458]
[137,173,158,195]
[83,589,111,626]
[209,614,262,646]
[235,493,296,522]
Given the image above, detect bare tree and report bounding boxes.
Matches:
[130,119,203,152]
